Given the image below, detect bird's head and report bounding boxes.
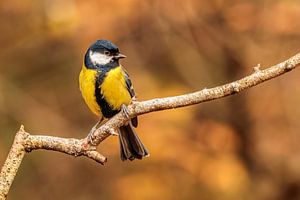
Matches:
[85,40,126,69]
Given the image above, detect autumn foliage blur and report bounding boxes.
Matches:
[1,0,300,199]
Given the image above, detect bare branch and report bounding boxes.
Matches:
[0,126,106,200]
[0,52,300,199]
[24,135,106,164]
[0,126,26,199]
[89,53,300,145]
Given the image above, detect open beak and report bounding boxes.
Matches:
[114,53,126,59]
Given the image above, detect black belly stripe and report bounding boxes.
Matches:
[95,73,119,118]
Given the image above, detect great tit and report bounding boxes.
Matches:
[79,40,149,161]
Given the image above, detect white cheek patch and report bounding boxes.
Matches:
[89,51,112,65]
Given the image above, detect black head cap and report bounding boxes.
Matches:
[85,40,126,69]
[89,40,119,54]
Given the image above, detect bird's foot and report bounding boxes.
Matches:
[121,104,130,120]
[87,118,103,146]
[87,128,97,146]
[131,96,138,102]
[109,128,119,136]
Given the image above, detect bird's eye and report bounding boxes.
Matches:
[104,51,110,56]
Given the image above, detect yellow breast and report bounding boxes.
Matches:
[100,66,131,110]
[79,66,101,116]
[79,65,132,117]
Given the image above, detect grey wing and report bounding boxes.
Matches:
[123,69,138,127]
[124,70,136,98]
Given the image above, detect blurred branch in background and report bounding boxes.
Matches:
[1,52,299,200]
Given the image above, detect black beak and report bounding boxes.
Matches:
[114,53,126,59]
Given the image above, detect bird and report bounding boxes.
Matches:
[79,39,149,161]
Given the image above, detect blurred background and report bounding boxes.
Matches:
[0,0,300,199]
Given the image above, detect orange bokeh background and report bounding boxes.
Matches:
[0,0,300,199]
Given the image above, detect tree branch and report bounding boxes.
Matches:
[0,126,26,200]
[0,52,300,199]
[0,126,106,199]
[88,53,300,145]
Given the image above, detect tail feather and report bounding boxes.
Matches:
[131,116,138,127]
[119,122,149,161]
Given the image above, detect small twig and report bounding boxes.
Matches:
[0,52,300,200]
[253,63,261,72]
